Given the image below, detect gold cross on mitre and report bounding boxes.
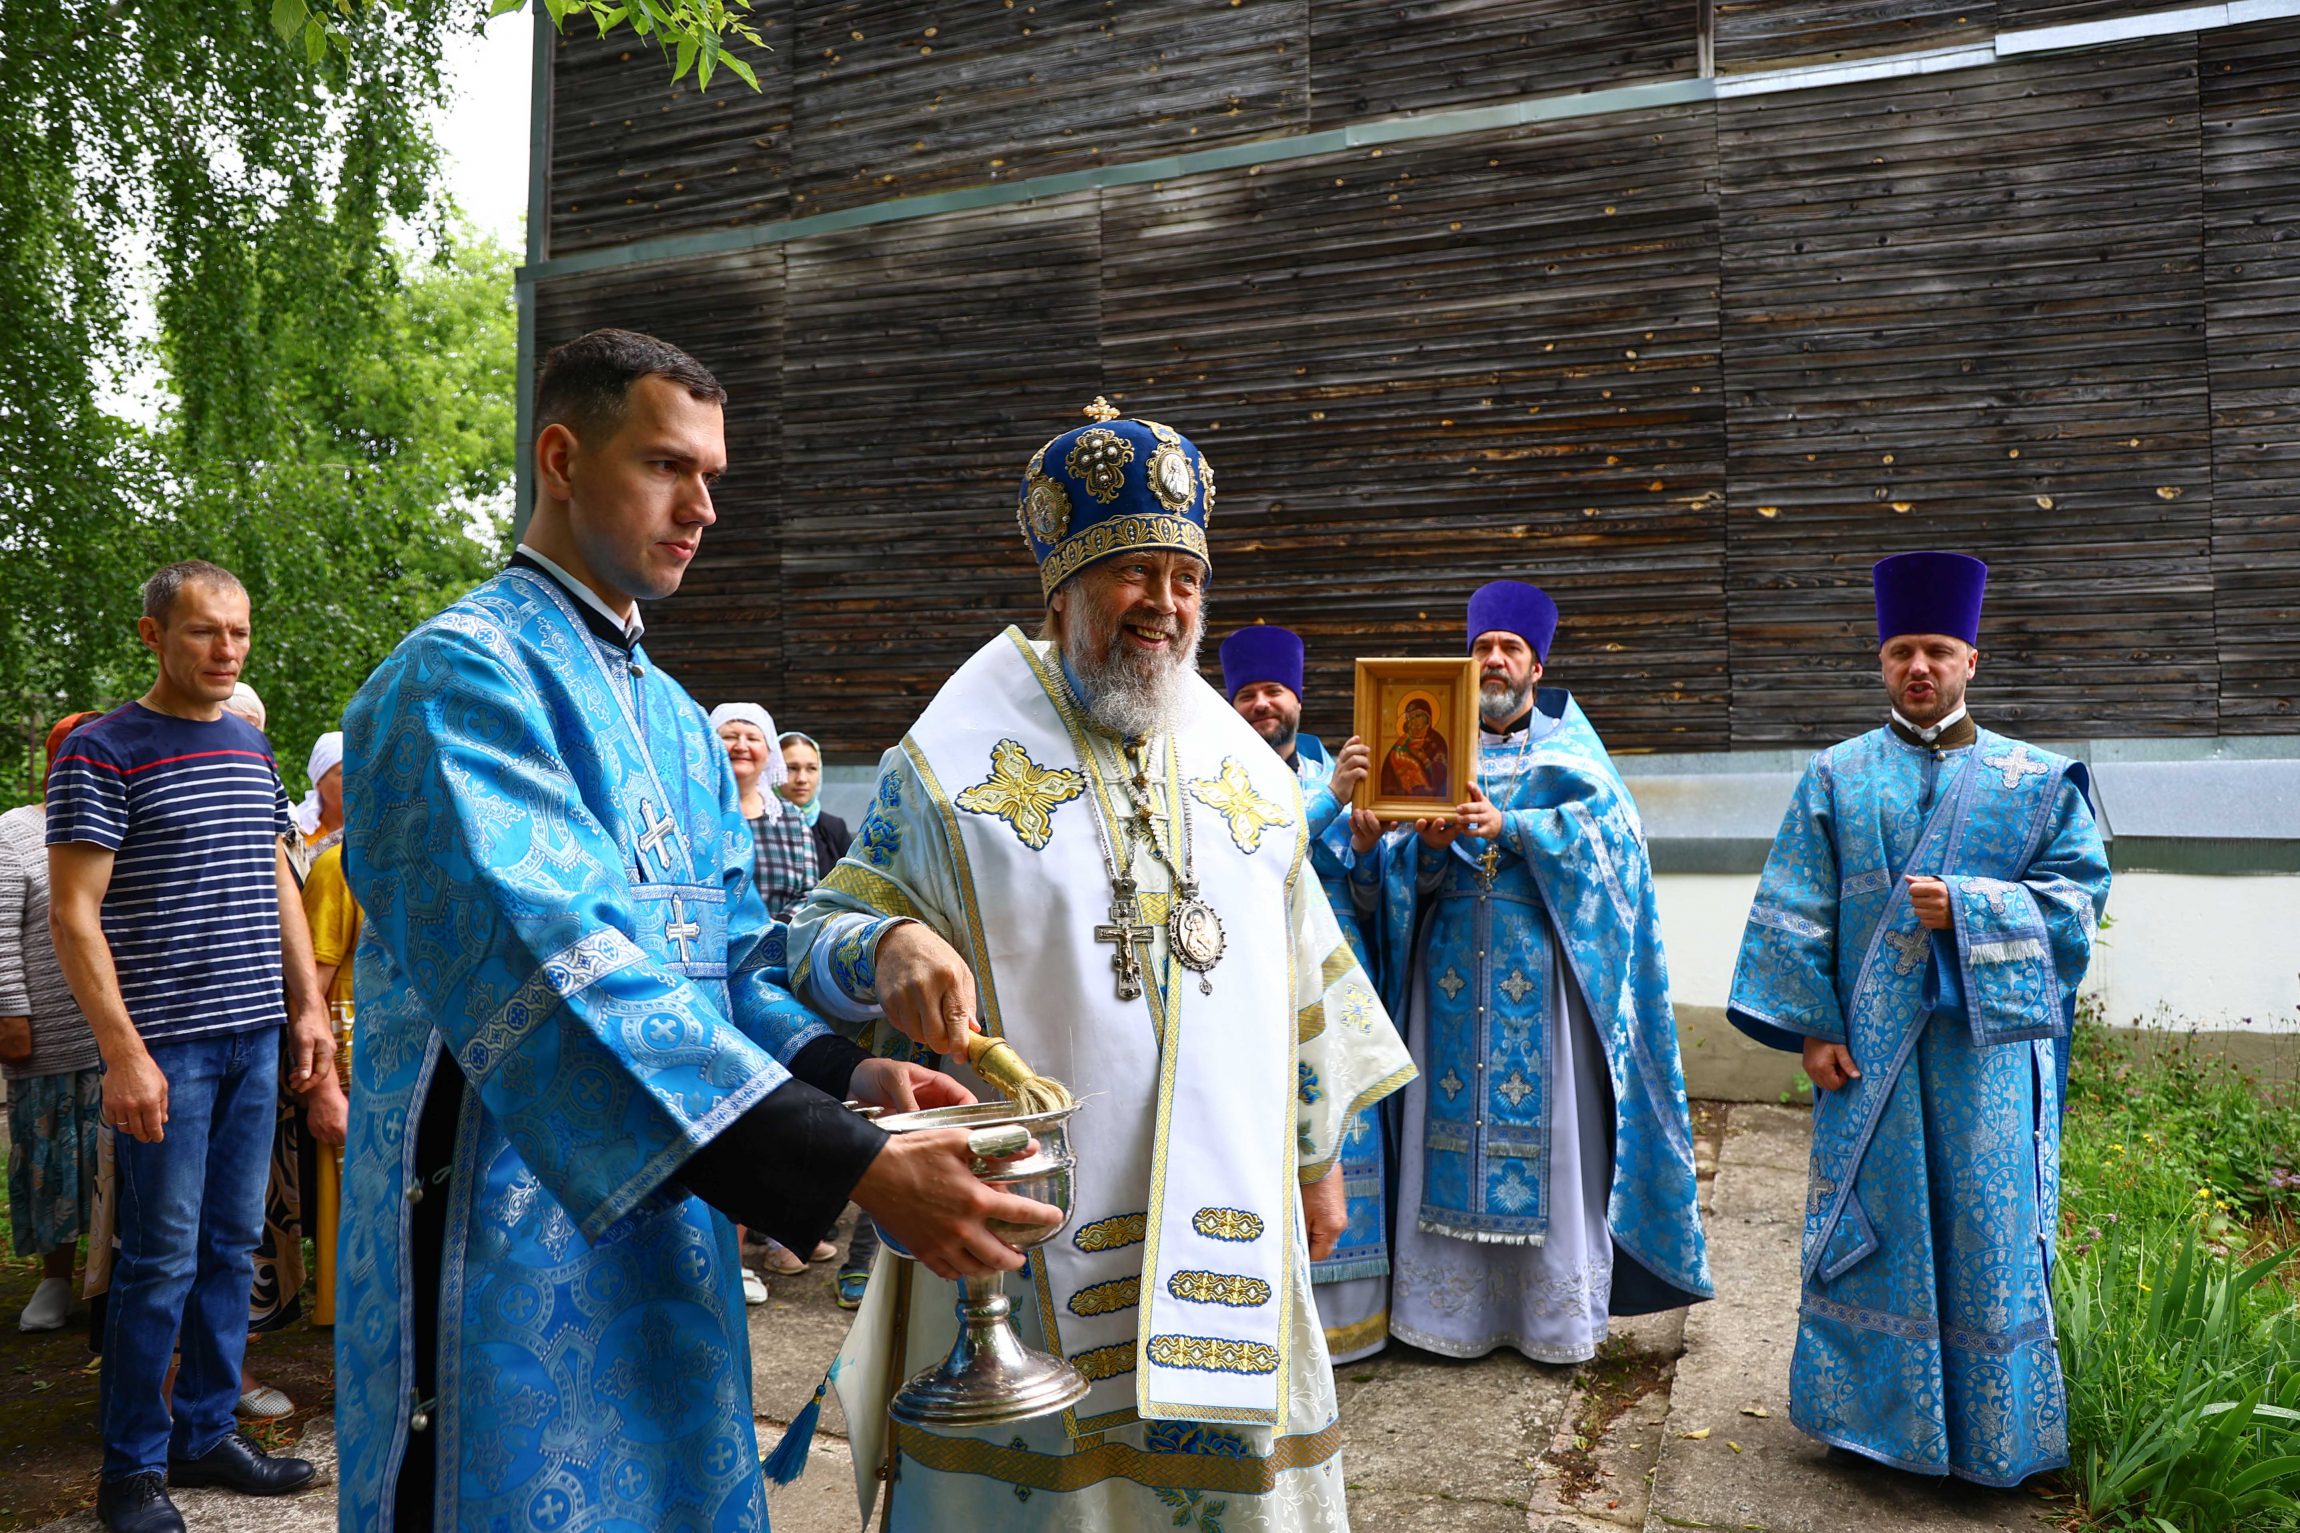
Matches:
[1082,395,1121,422]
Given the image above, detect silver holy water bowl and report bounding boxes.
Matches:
[872,1099,1090,1427]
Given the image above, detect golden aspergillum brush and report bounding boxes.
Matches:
[964,1031,1075,1117]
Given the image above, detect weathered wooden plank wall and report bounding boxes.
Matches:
[1308,0,1698,119]
[548,3,795,253]
[534,6,2300,754]
[777,197,1103,745]
[1716,39,2217,744]
[530,249,787,708]
[1712,0,1988,73]
[2201,21,2300,728]
[789,0,1307,216]
[1100,105,1727,750]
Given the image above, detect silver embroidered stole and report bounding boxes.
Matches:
[903,627,1304,1428]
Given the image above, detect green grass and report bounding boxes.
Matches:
[2059,1020,2300,1530]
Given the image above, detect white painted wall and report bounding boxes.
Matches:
[1651,869,2300,1035]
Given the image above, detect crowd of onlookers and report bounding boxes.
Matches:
[0,559,868,1528]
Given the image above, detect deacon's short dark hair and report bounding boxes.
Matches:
[142,560,248,624]
[535,328,727,442]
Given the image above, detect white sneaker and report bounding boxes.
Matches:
[742,1269,770,1306]
[17,1276,69,1332]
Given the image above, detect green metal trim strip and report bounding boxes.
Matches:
[514,78,1715,286]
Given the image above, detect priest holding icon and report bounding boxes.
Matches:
[1353,579,1712,1365]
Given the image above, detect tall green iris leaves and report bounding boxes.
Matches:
[2060,1024,2300,1530]
[0,3,511,802]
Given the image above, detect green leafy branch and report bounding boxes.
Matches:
[269,0,766,90]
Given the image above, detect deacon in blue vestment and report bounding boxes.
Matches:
[1220,624,1394,1363]
[335,329,1050,1532]
[1728,551,2110,1487]
[1358,582,1711,1363]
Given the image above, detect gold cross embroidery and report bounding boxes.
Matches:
[1187,757,1293,854]
[956,739,1085,850]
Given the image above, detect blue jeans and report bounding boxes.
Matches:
[100,1027,279,1480]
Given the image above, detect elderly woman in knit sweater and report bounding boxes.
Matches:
[0,712,108,1333]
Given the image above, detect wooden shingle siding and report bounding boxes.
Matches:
[773,196,1104,745]
[788,1,1308,217]
[546,6,795,256]
[530,249,789,711]
[1100,105,1727,752]
[1712,0,1992,75]
[1306,0,1699,124]
[536,5,2300,755]
[2202,23,2300,728]
[1716,39,2216,745]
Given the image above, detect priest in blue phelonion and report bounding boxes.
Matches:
[1220,623,1394,1363]
[1727,550,2110,1487]
[334,328,1054,1532]
[1356,580,1711,1363]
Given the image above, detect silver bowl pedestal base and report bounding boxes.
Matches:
[873,1099,1090,1429]
[886,1276,1090,1428]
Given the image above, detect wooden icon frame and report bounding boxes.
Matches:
[1351,656,1480,822]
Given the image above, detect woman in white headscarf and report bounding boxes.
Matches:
[291,731,345,858]
[710,703,822,923]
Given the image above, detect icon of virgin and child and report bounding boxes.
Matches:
[1377,691,1452,800]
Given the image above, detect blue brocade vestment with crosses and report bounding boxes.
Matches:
[1292,736,1391,1330]
[1368,691,1712,1311]
[1728,725,2110,1486]
[336,567,834,1532]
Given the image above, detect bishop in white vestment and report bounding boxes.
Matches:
[787,401,1414,1532]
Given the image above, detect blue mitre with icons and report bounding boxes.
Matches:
[1018,396,1216,599]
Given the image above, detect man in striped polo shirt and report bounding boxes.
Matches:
[46,560,341,1533]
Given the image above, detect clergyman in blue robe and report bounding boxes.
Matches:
[336,329,1021,1532]
[1219,623,1394,1363]
[1728,550,2111,1487]
[1357,581,1712,1362]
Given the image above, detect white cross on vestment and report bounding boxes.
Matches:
[1883,926,1930,976]
[1982,746,2051,791]
[664,896,702,965]
[637,798,678,880]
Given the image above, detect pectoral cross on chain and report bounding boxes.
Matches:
[636,798,678,881]
[1095,889,1157,1002]
[1476,842,1502,887]
[663,895,702,965]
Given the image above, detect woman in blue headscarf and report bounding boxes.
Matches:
[775,730,852,870]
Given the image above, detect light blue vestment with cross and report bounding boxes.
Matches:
[1365,690,1712,1346]
[1292,734,1392,1360]
[337,567,833,1531]
[1729,724,2109,1486]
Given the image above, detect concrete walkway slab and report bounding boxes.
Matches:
[1645,1105,2057,1533]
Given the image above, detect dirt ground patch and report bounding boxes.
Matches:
[0,1249,333,1531]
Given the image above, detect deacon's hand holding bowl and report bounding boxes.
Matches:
[876,919,981,1058]
[852,1126,1062,1282]
[847,1055,975,1117]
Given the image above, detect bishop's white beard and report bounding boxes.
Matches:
[1064,608,1204,742]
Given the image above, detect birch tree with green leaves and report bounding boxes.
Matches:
[0,2,520,804]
